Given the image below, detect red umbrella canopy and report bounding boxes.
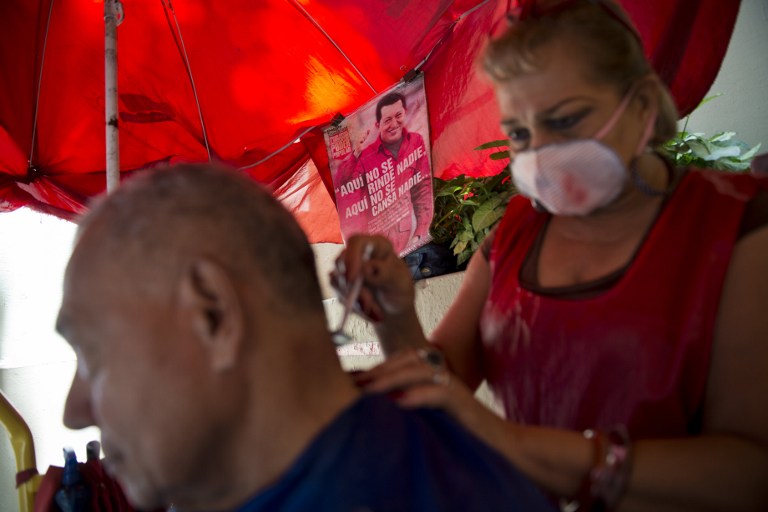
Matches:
[0,0,740,242]
[0,0,485,229]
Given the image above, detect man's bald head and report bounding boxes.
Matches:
[59,164,343,510]
[73,163,324,318]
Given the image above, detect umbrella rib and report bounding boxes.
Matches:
[240,0,492,171]
[237,126,316,171]
[413,0,491,73]
[162,0,212,161]
[286,0,377,95]
[29,0,56,168]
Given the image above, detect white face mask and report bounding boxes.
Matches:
[510,87,656,216]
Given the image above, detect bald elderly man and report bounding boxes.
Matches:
[57,164,553,512]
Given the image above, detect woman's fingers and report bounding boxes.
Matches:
[356,349,420,383]
[350,347,476,414]
[353,286,384,323]
[330,234,415,320]
[357,348,450,393]
[329,265,348,297]
[343,235,394,282]
[394,383,454,410]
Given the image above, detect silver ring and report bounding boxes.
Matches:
[417,348,444,369]
[432,371,450,386]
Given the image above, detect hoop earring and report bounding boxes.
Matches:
[629,155,674,197]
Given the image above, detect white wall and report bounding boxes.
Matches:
[684,0,768,150]
[0,210,99,512]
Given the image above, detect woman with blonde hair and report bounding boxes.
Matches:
[335,1,768,510]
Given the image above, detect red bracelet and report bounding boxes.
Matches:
[560,429,603,512]
[591,426,632,509]
[560,426,632,512]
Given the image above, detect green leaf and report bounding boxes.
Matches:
[710,131,735,143]
[436,186,462,198]
[686,139,713,159]
[738,143,762,161]
[712,158,750,172]
[471,196,505,232]
[474,140,509,150]
[697,93,723,108]
[489,151,511,161]
[703,145,741,161]
[457,229,475,242]
[457,249,472,266]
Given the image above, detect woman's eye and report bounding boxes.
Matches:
[546,112,585,130]
[507,128,530,143]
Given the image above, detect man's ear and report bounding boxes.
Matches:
[177,257,245,372]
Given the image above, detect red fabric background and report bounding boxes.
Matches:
[0,0,741,242]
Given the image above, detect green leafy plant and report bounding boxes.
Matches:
[429,140,513,266]
[659,94,761,171]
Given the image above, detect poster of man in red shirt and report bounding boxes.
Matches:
[324,75,433,256]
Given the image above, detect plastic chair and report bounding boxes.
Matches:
[1,390,40,512]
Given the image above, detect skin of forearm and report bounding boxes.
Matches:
[452,406,768,512]
[448,403,593,496]
[374,306,428,356]
[619,436,768,512]
[430,335,486,391]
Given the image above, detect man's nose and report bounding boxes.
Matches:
[63,371,96,430]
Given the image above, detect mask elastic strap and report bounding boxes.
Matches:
[593,85,637,140]
[634,104,658,155]
[594,80,658,155]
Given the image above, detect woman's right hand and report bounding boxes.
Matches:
[330,235,416,324]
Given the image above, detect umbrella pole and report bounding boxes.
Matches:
[104,0,123,193]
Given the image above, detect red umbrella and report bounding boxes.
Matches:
[0,0,740,243]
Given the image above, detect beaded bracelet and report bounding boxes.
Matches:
[590,426,632,509]
[560,426,632,512]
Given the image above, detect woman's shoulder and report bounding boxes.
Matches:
[677,168,768,240]
[681,168,768,197]
[480,194,546,263]
[494,194,546,237]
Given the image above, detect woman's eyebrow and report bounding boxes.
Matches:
[500,96,593,126]
[537,96,593,118]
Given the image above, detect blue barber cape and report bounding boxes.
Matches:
[235,393,554,512]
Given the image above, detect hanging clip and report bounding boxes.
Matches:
[330,113,345,128]
[105,0,125,26]
[402,69,421,83]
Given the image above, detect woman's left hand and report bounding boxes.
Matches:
[354,347,480,418]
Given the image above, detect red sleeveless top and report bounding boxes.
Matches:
[480,170,767,439]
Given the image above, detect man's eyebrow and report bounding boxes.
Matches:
[500,96,593,126]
